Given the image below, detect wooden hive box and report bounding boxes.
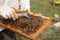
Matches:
[0,9,53,40]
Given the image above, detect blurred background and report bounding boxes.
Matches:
[16,0,60,40]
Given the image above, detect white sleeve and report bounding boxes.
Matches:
[7,0,19,9]
[2,0,19,9]
[20,0,30,11]
[0,0,19,9]
[0,0,6,6]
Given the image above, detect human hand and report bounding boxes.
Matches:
[0,5,18,20]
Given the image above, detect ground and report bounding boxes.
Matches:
[16,0,60,40]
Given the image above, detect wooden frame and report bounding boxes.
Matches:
[0,9,53,40]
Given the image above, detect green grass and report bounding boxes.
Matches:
[17,0,60,40]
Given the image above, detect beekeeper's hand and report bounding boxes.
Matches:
[0,5,18,20]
